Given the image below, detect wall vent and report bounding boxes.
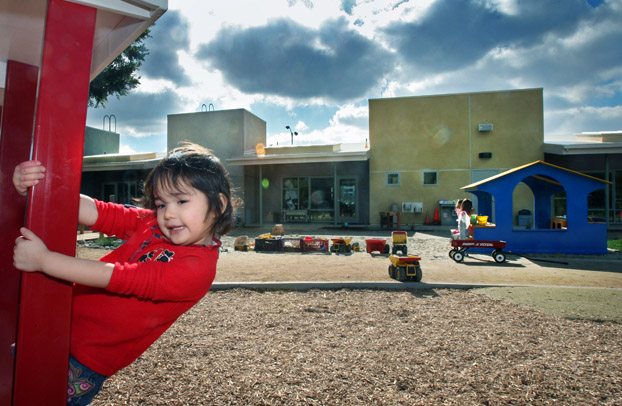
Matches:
[478,123,493,132]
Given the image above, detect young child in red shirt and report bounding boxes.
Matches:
[13,142,235,405]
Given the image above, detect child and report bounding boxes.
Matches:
[457,199,474,240]
[13,142,234,405]
[450,199,464,239]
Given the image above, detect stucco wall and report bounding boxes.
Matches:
[369,88,544,226]
[167,109,267,215]
[84,126,119,156]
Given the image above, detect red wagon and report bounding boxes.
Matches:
[449,239,507,263]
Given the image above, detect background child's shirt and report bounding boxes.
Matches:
[458,210,471,240]
[71,200,219,376]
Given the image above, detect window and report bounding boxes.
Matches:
[423,171,438,186]
[386,172,400,187]
[282,177,308,210]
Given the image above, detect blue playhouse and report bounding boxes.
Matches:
[463,161,610,255]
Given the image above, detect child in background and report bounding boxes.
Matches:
[13,142,235,405]
[451,199,464,239]
[458,199,474,240]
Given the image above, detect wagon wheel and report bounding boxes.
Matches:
[394,266,401,281]
[414,265,423,282]
[391,246,397,255]
[345,244,352,253]
[453,251,464,262]
[493,250,506,263]
[383,245,390,254]
[388,265,395,279]
[449,249,455,259]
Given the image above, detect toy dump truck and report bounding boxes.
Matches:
[330,237,353,253]
[391,231,408,255]
[388,254,422,282]
[366,238,389,254]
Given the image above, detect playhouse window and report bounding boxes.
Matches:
[423,171,438,186]
[386,172,400,187]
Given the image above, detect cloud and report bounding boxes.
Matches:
[140,10,193,86]
[86,88,185,139]
[383,0,598,73]
[196,17,395,101]
[341,0,356,15]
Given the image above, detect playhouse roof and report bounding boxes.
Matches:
[461,160,611,190]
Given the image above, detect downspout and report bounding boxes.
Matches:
[259,165,263,226]
[334,163,338,226]
[468,95,472,171]
[605,155,610,228]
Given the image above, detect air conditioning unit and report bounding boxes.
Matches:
[478,123,493,132]
[402,202,423,213]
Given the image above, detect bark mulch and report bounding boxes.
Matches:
[93,289,621,405]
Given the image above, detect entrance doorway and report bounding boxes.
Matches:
[337,177,358,223]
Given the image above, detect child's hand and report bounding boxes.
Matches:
[13,227,49,272]
[13,160,46,197]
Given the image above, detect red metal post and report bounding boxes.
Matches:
[12,0,96,404]
[0,61,39,406]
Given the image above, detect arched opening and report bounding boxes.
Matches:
[512,181,534,229]
[514,174,566,230]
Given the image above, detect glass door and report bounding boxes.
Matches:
[337,177,358,223]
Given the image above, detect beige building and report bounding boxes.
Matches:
[368,88,544,226]
[83,88,553,229]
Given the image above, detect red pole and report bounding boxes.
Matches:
[12,0,96,404]
[0,60,38,406]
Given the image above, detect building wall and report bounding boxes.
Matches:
[84,126,119,156]
[369,88,544,226]
[167,108,267,210]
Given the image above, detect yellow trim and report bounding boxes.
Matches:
[461,160,612,190]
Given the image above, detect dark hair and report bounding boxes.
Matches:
[455,199,464,209]
[460,199,473,215]
[139,142,235,237]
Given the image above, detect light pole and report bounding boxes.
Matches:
[285,125,298,145]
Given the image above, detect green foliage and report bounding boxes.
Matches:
[608,239,622,251]
[95,236,122,248]
[88,29,151,108]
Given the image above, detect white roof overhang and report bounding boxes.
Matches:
[543,142,622,155]
[227,150,371,166]
[0,0,167,106]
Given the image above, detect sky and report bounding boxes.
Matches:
[85,0,622,154]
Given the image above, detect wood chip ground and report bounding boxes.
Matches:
[92,289,621,405]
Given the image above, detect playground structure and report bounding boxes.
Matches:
[461,161,609,255]
[388,254,423,282]
[0,2,166,404]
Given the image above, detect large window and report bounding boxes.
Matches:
[282,176,334,222]
[282,177,308,210]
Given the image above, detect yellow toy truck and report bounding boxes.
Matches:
[388,254,422,282]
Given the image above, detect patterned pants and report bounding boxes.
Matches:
[67,355,108,406]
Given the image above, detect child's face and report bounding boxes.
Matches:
[153,180,215,246]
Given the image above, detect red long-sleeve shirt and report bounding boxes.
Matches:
[71,199,219,376]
